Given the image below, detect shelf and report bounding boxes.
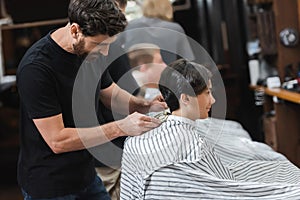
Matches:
[0,18,69,81]
[0,18,68,30]
[250,85,300,104]
[265,88,300,104]
[247,0,273,5]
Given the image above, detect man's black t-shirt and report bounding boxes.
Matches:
[94,40,140,167]
[16,31,112,198]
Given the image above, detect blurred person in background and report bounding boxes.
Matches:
[122,0,194,64]
[127,43,167,100]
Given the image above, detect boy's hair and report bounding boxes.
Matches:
[68,0,127,37]
[142,0,173,21]
[159,59,212,112]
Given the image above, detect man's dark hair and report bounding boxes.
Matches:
[68,0,127,36]
[159,59,212,112]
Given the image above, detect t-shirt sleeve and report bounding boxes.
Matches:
[17,64,61,119]
[99,68,113,89]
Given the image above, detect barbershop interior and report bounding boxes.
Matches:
[1,0,300,199]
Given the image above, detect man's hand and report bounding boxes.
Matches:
[148,94,168,113]
[116,112,162,136]
[130,94,167,114]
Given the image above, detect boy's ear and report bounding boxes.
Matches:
[180,94,190,105]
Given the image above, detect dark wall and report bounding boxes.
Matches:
[5,0,69,23]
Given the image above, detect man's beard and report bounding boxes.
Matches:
[73,40,101,61]
[73,40,88,59]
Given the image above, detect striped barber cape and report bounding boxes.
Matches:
[195,118,287,165]
[121,115,300,199]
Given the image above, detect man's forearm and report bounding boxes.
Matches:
[103,83,150,115]
[77,121,125,148]
[53,121,125,153]
[55,112,159,153]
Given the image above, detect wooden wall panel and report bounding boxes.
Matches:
[273,0,300,81]
[275,102,300,167]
